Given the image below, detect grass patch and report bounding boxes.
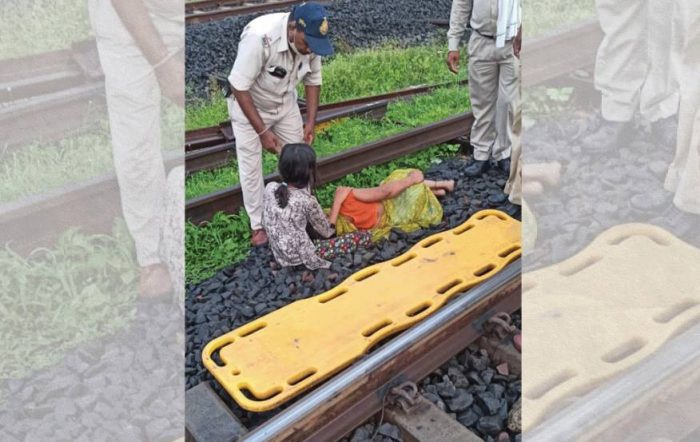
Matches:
[186,85,470,199]
[0,0,91,60]
[0,220,138,381]
[186,44,467,130]
[525,0,596,38]
[185,143,461,283]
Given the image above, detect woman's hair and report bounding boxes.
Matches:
[275,143,318,208]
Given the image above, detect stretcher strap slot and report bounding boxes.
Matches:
[240,385,283,401]
[420,236,443,248]
[318,287,348,304]
[607,230,670,247]
[558,255,602,277]
[525,369,577,400]
[287,368,317,386]
[499,244,521,258]
[474,263,496,277]
[601,338,646,364]
[437,279,463,295]
[354,267,379,282]
[453,223,475,235]
[238,322,267,338]
[362,319,393,338]
[476,211,507,221]
[653,300,699,324]
[406,301,432,317]
[391,253,417,267]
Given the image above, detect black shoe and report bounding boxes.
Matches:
[488,191,509,205]
[465,160,490,177]
[651,116,678,151]
[503,203,521,219]
[650,205,700,239]
[497,158,511,174]
[581,120,630,152]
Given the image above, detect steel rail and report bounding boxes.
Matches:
[186,0,331,24]
[242,261,521,442]
[185,100,388,174]
[184,80,468,153]
[185,112,474,224]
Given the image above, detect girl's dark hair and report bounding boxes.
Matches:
[275,143,318,208]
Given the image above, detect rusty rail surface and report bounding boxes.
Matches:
[185,99,389,174]
[239,261,521,442]
[0,40,105,147]
[185,112,475,224]
[186,0,331,24]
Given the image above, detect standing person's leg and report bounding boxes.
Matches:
[466,34,500,177]
[230,100,271,243]
[494,45,520,169]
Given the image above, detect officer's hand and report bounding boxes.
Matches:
[303,124,315,145]
[155,54,185,108]
[513,26,522,59]
[260,131,282,154]
[446,51,460,74]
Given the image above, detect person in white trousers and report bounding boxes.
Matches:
[227,3,333,246]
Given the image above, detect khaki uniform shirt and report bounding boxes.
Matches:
[447,0,499,51]
[228,12,322,113]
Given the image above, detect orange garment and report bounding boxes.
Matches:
[339,191,381,230]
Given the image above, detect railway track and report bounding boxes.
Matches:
[186,0,331,25]
[186,259,521,441]
[184,80,469,174]
[1,20,601,255]
[0,40,104,148]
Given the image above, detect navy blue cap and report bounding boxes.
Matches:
[292,2,333,56]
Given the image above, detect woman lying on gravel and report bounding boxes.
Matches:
[263,143,456,269]
[330,169,455,241]
[263,144,372,270]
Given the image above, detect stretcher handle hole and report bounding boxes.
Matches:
[559,256,601,277]
[318,287,348,304]
[525,369,577,400]
[238,322,267,338]
[287,368,317,386]
[474,263,496,277]
[420,236,443,248]
[391,253,417,267]
[476,212,507,221]
[239,385,283,401]
[653,300,698,324]
[437,279,463,295]
[453,224,475,235]
[362,319,393,338]
[498,245,521,258]
[210,347,226,368]
[406,301,432,317]
[354,267,379,282]
[607,231,670,246]
[601,337,646,364]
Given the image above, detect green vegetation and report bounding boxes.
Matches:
[186,44,467,130]
[525,0,596,38]
[0,0,91,59]
[0,220,138,381]
[185,143,461,283]
[186,85,470,199]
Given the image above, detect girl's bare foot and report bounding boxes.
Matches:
[440,179,455,192]
[431,189,446,196]
[408,170,424,184]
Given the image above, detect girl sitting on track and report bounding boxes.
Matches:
[263,143,456,270]
[263,144,372,270]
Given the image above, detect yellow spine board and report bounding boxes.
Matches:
[522,224,700,430]
[203,210,521,412]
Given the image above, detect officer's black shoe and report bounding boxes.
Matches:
[497,158,511,174]
[503,203,521,219]
[650,205,700,240]
[581,120,630,152]
[488,191,509,205]
[651,115,678,151]
[465,160,490,177]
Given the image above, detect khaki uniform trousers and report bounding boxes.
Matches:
[664,0,700,215]
[594,0,680,122]
[228,97,304,230]
[468,32,520,162]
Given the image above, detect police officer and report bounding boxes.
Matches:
[228,3,333,246]
[446,0,521,177]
